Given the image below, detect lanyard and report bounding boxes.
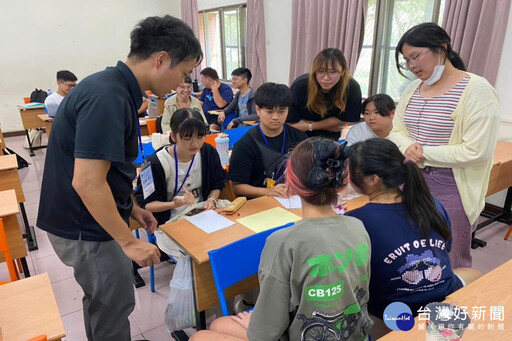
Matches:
[258,124,286,154]
[173,144,195,197]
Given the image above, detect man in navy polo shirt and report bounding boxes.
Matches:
[36,16,202,341]
[199,67,233,131]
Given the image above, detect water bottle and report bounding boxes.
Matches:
[215,134,230,166]
[47,89,52,95]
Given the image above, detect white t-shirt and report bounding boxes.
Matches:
[156,147,202,218]
[44,92,64,118]
[345,122,379,146]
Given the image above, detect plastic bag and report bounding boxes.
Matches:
[164,254,196,332]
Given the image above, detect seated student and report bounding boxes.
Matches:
[44,70,77,117]
[199,67,234,131]
[345,138,481,337]
[161,75,207,132]
[346,94,395,146]
[219,68,256,129]
[137,96,151,118]
[191,138,373,341]
[228,82,307,198]
[135,108,226,258]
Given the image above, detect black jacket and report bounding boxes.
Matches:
[135,143,226,225]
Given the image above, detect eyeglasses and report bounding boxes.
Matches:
[178,84,192,90]
[399,49,431,70]
[316,69,341,79]
[59,82,76,88]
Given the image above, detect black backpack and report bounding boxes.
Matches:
[248,128,292,184]
[30,88,48,103]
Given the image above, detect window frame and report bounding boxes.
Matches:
[365,0,443,97]
[198,3,247,81]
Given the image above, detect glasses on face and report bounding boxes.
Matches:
[399,49,431,70]
[60,82,76,88]
[316,69,341,79]
[178,84,192,91]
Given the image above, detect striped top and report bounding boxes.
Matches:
[404,76,469,146]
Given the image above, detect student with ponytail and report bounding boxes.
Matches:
[346,138,481,336]
[191,138,372,341]
[390,22,500,268]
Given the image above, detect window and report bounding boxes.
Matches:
[353,0,445,99]
[199,5,247,80]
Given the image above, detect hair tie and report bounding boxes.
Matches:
[403,158,410,165]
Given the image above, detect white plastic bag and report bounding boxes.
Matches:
[23,129,44,149]
[164,254,196,332]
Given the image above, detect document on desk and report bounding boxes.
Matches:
[185,209,235,233]
[237,207,301,233]
[274,195,302,209]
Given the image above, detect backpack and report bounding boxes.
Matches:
[248,128,292,184]
[30,88,48,103]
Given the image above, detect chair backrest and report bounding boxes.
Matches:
[208,222,295,316]
[225,125,252,149]
[156,115,163,134]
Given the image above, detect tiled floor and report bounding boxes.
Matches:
[1,133,511,340]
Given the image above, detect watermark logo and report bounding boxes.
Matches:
[383,302,415,331]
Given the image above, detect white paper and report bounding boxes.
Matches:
[185,209,235,233]
[274,195,302,209]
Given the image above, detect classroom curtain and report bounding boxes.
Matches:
[246,0,267,89]
[442,0,511,85]
[288,0,368,84]
[181,0,202,81]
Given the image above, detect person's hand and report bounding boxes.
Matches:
[121,238,160,268]
[174,188,195,207]
[295,120,311,132]
[211,80,221,91]
[203,198,217,210]
[131,205,158,234]
[227,121,235,129]
[404,143,424,163]
[138,97,150,114]
[218,112,226,124]
[230,310,253,329]
[267,184,288,198]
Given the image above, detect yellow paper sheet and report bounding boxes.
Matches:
[237,207,301,233]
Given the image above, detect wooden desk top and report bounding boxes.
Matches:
[160,195,369,265]
[0,273,65,341]
[0,154,18,171]
[0,189,19,217]
[37,113,53,122]
[493,141,512,165]
[378,260,512,340]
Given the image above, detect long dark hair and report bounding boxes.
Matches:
[349,138,451,241]
[395,22,466,77]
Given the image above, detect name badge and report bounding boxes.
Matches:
[140,160,155,199]
[266,178,276,189]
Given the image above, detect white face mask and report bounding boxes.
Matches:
[424,54,445,85]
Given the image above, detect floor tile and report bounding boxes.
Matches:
[27,232,56,260]
[61,310,87,341]
[51,277,84,316]
[140,324,173,340]
[472,221,512,258]
[32,253,74,283]
[470,246,511,274]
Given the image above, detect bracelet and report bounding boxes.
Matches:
[207,197,218,206]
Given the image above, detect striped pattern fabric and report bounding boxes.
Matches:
[404,77,469,146]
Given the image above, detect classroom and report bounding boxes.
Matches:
[1,0,511,340]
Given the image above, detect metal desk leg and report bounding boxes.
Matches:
[20,257,31,277]
[24,129,35,157]
[19,203,38,251]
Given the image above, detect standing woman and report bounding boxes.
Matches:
[389,23,500,268]
[161,75,207,133]
[287,48,362,140]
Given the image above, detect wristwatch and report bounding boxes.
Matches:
[308,123,313,131]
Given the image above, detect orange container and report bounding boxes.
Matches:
[146,118,157,135]
[23,97,31,104]
[205,133,218,148]
[145,90,152,97]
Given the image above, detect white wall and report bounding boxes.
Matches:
[0,0,181,132]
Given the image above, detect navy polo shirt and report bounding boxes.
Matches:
[37,61,142,241]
